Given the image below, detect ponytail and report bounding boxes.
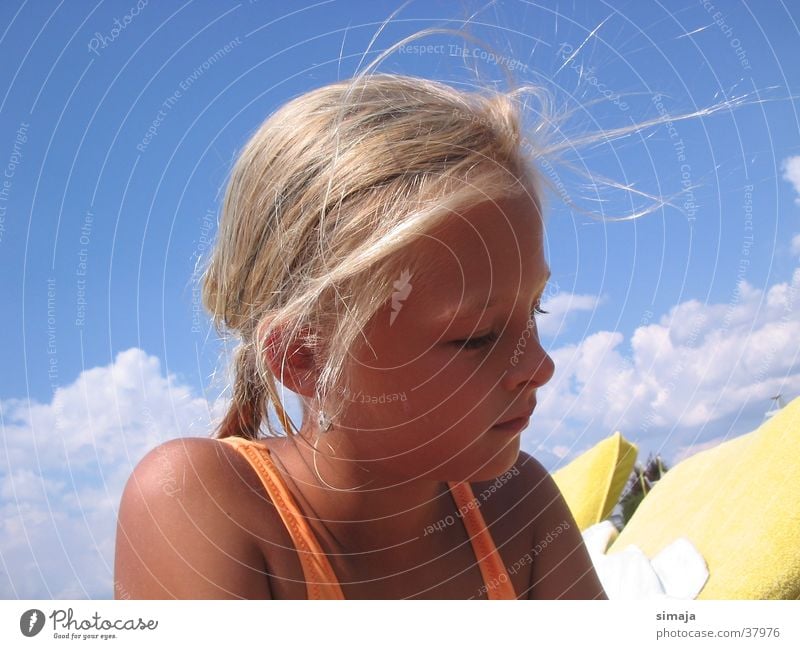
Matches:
[216,344,266,440]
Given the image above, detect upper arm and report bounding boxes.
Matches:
[516,452,608,600]
[114,438,272,599]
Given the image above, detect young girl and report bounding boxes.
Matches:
[114,71,607,600]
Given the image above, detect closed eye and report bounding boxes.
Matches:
[454,302,547,351]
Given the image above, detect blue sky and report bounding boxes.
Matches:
[1,0,799,598]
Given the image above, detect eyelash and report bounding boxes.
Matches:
[456,303,549,351]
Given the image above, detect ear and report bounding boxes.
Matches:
[258,321,321,398]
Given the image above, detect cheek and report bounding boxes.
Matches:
[339,338,504,431]
[428,339,509,392]
[409,354,503,437]
[338,353,511,479]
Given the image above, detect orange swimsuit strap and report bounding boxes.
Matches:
[219,436,516,599]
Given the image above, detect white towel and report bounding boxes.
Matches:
[582,521,708,599]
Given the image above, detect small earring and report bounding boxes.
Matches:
[318,409,333,433]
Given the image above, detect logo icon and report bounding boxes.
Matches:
[389,269,413,326]
[20,609,45,637]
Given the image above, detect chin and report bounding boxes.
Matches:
[465,437,521,482]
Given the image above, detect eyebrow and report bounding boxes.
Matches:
[438,268,552,322]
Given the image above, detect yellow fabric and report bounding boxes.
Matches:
[551,431,638,531]
[608,396,800,599]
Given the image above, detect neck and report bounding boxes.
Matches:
[269,430,455,556]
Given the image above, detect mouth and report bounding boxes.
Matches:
[491,412,532,433]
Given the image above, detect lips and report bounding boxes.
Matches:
[495,405,535,427]
[491,415,530,433]
[496,413,531,426]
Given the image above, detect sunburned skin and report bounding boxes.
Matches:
[262,189,555,555]
[114,186,607,600]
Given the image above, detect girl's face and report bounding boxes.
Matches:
[326,191,555,483]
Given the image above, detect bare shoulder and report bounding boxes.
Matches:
[514,450,607,599]
[474,450,607,600]
[506,450,577,535]
[120,437,266,510]
[470,449,555,523]
[114,437,272,599]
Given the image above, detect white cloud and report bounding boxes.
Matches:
[524,268,800,469]
[551,445,571,459]
[5,264,800,595]
[0,348,226,598]
[538,291,602,336]
[782,156,800,205]
[792,233,800,257]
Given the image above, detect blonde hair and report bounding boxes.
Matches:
[201,70,549,440]
[200,26,743,442]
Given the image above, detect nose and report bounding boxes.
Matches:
[503,326,555,392]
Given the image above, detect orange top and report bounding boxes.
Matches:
[219,435,517,599]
